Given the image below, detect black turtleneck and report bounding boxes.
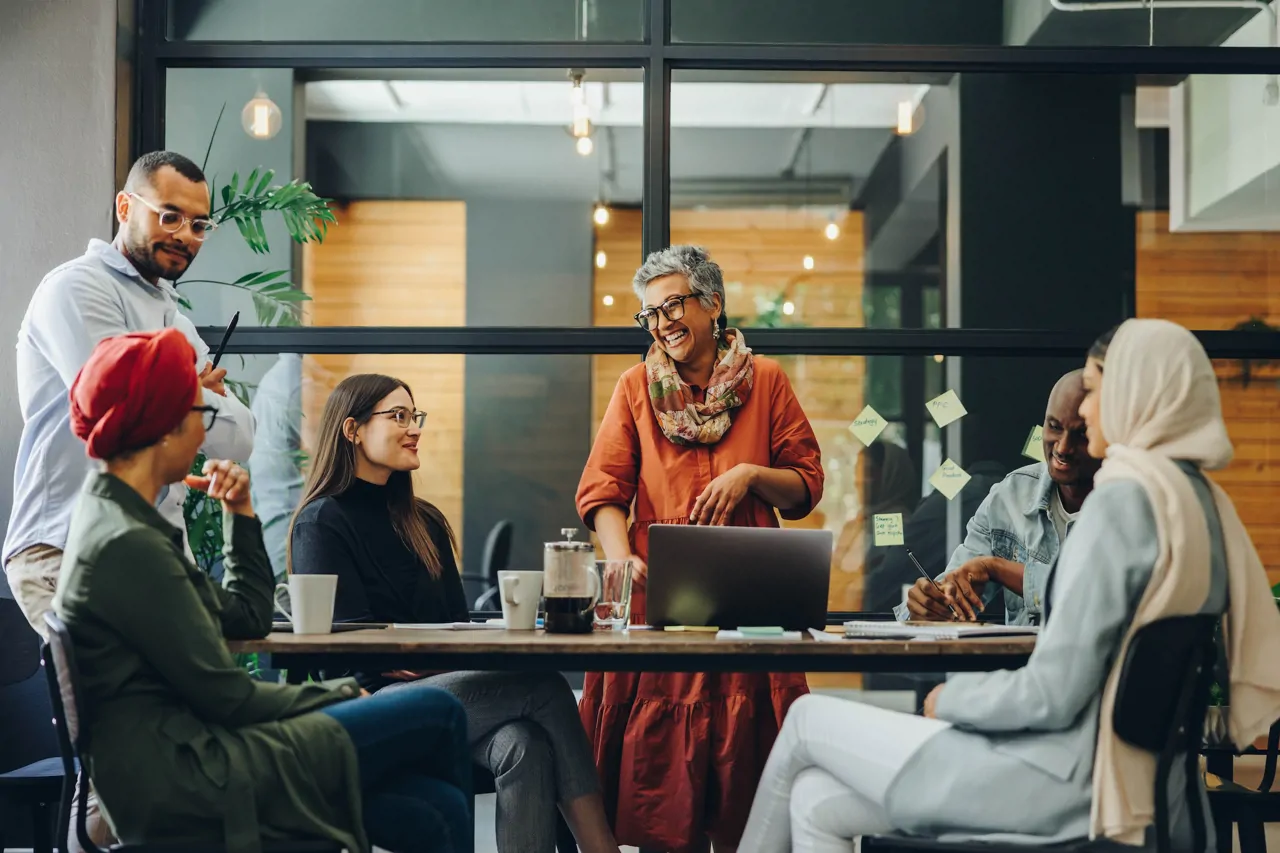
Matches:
[290,477,469,629]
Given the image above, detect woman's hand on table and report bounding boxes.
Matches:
[184,458,254,517]
[923,684,945,719]
[690,464,756,525]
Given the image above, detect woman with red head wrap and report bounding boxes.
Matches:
[53,331,474,853]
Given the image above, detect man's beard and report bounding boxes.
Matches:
[123,237,192,282]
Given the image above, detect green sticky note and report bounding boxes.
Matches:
[873,513,905,547]
[849,405,888,446]
[929,458,972,501]
[1023,425,1046,462]
[925,389,968,428]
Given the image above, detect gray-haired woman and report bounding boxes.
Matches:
[577,245,825,853]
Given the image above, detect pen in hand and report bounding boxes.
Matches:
[906,548,962,621]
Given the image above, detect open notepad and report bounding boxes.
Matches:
[841,621,1040,640]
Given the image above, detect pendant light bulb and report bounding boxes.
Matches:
[593,204,610,226]
[802,255,815,271]
[595,250,608,269]
[824,220,840,241]
[576,135,594,156]
[242,89,283,140]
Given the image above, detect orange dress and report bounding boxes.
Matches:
[576,356,825,852]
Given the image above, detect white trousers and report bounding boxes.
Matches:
[739,694,952,853]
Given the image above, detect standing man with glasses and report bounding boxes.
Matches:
[5,150,255,644]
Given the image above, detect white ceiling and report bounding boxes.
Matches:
[306,80,932,129]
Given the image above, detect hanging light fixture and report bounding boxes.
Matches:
[242,89,283,140]
[595,250,608,269]
[783,301,796,316]
[896,99,924,136]
[569,69,594,156]
[802,255,815,271]
[593,203,610,226]
[824,218,840,240]
[602,294,615,306]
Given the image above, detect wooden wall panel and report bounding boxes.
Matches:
[302,201,467,537]
[1136,211,1280,587]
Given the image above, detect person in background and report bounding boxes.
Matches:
[55,330,473,853]
[900,369,1098,624]
[830,440,920,612]
[4,150,255,642]
[249,352,305,579]
[738,319,1280,853]
[577,245,824,853]
[289,373,621,853]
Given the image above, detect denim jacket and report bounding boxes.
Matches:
[895,462,1070,626]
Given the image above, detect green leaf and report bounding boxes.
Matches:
[229,172,240,197]
[255,170,275,195]
[201,103,227,175]
[248,269,288,285]
[232,270,260,285]
[244,168,259,199]
[221,183,233,208]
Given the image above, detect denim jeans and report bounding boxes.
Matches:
[322,682,475,853]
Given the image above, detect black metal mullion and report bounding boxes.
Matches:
[136,0,168,154]
[641,0,671,256]
[196,326,1280,360]
[663,44,1280,75]
[154,40,652,67]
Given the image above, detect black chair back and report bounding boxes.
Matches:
[43,612,99,853]
[482,520,514,585]
[1112,613,1219,853]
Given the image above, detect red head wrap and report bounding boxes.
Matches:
[69,328,200,460]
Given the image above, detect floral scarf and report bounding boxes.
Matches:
[646,328,754,445]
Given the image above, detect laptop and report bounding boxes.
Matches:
[645,525,833,630]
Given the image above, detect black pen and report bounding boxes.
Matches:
[210,311,240,370]
[906,548,961,621]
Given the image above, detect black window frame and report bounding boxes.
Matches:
[135,0,1280,363]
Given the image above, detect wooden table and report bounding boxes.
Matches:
[230,628,1035,682]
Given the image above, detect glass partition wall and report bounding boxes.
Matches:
[140,0,1280,701]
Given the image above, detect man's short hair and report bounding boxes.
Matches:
[124,151,207,193]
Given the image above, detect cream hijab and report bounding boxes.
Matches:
[1090,319,1280,844]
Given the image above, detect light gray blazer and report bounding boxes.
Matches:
[882,462,1227,851]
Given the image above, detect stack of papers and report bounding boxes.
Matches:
[841,621,1040,640]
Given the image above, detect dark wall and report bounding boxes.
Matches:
[308,124,595,583]
[952,73,1134,467]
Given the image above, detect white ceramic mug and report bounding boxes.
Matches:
[274,574,338,635]
[498,570,544,631]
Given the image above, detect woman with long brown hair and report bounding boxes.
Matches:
[289,373,620,853]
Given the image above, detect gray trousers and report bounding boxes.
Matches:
[383,670,600,853]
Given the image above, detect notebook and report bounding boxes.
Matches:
[842,620,1041,640]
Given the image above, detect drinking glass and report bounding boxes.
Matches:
[593,559,633,631]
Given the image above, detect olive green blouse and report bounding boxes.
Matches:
[54,473,368,853]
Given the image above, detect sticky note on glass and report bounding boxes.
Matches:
[1023,425,1046,462]
[925,390,968,428]
[873,513,905,547]
[929,458,972,501]
[849,405,888,446]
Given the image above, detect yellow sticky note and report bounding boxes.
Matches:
[873,513,905,547]
[849,405,888,446]
[1023,425,1046,462]
[925,390,968,428]
[929,458,972,501]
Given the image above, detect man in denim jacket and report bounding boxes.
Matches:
[898,370,1099,625]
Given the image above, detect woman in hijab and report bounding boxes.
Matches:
[737,319,1280,853]
[830,441,920,611]
[53,329,473,853]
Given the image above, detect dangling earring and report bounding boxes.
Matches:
[712,323,721,340]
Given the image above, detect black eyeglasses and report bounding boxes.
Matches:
[192,405,218,431]
[371,407,427,429]
[634,293,696,331]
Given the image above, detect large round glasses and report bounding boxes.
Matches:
[634,294,695,331]
[127,192,218,241]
